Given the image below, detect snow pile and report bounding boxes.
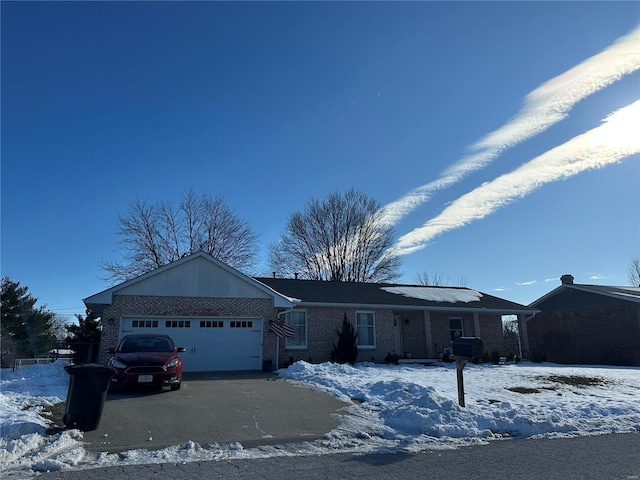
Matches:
[1,361,69,440]
[280,362,640,446]
[381,286,482,302]
[1,360,639,478]
[0,361,87,475]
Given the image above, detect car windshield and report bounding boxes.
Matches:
[120,338,173,353]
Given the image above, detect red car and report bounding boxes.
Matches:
[107,334,185,391]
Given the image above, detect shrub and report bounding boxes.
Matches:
[384,353,400,365]
[475,349,501,365]
[490,349,501,365]
[331,313,358,365]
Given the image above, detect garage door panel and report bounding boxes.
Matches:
[120,317,263,372]
[188,349,261,372]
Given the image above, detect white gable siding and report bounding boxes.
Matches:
[117,256,271,299]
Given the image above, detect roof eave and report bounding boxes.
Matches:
[83,301,109,317]
[570,285,640,303]
[83,252,299,314]
[529,284,640,307]
[529,285,567,308]
[294,301,537,314]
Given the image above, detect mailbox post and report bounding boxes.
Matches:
[452,337,483,407]
[456,359,467,407]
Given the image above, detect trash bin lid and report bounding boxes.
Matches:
[64,363,116,375]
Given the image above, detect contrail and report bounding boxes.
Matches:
[379,25,640,227]
[392,100,640,256]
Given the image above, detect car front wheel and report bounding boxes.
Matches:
[170,382,181,391]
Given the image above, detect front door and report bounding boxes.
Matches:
[393,314,403,356]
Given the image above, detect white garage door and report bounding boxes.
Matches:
[120,317,263,372]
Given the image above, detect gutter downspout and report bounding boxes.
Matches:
[277,307,295,319]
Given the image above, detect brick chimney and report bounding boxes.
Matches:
[560,274,574,285]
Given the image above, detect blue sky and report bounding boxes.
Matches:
[2,2,639,323]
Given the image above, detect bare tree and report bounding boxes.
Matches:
[49,314,71,341]
[101,190,259,283]
[502,315,520,357]
[629,256,640,287]
[415,271,468,287]
[269,189,402,282]
[415,271,449,286]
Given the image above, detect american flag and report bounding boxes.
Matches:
[269,320,298,339]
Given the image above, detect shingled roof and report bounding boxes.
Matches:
[574,285,640,301]
[255,277,535,313]
[530,283,640,308]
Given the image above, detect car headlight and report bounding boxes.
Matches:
[111,359,127,369]
[166,358,179,369]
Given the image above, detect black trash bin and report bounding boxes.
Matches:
[63,364,115,431]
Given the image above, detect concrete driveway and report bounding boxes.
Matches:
[81,371,348,453]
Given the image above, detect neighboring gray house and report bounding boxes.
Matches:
[85,251,535,372]
[525,274,640,366]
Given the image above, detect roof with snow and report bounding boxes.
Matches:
[83,251,535,315]
[256,277,535,313]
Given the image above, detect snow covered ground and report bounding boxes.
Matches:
[2,360,639,478]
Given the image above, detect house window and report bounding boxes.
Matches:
[200,320,224,328]
[132,320,158,328]
[285,310,307,348]
[230,320,253,328]
[165,320,191,328]
[356,312,375,348]
[450,317,463,341]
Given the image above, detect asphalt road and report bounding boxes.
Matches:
[38,432,640,480]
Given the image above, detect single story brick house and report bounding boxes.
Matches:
[85,251,535,372]
[525,274,640,365]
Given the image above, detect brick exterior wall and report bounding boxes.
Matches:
[99,295,279,364]
[426,311,504,357]
[99,293,510,368]
[479,315,506,352]
[527,304,640,365]
[99,295,398,367]
[281,307,395,366]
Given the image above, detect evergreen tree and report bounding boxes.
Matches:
[66,310,102,363]
[331,313,358,365]
[1,277,57,357]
